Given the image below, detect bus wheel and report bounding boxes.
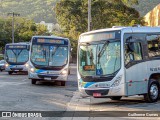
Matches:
[144,80,159,103]
[8,71,13,75]
[110,96,122,100]
[61,81,66,86]
[31,79,37,85]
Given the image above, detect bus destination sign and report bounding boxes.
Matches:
[37,39,64,44]
[80,31,121,42]
[7,45,27,49]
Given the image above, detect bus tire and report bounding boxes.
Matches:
[8,71,13,75]
[110,96,122,100]
[61,81,66,86]
[31,79,37,85]
[144,80,159,103]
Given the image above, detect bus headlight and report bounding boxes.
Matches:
[25,63,29,67]
[30,68,35,72]
[61,69,67,75]
[111,75,122,87]
[5,63,9,67]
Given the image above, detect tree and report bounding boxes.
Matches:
[0,17,48,51]
[35,24,48,35]
[54,0,144,57]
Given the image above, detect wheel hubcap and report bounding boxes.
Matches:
[150,84,158,100]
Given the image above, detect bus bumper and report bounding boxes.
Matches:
[79,88,110,97]
[79,83,125,97]
[5,65,28,72]
[28,72,68,81]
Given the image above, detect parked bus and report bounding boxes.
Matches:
[28,36,71,86]
[5,42,30,74]
[77,26,160,102]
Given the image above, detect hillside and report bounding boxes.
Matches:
[0,0,58,23]
[0,0,160,23]
[133,0,160,16]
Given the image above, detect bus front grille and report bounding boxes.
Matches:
[10,68,23,71]
[37,74,59,79]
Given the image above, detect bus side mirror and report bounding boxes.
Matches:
[69,55,73,63]
[6,56,8,61]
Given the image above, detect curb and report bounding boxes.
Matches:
[61,91,90,120]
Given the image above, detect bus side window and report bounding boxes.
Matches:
[146,34,160,58]
[125,42,142,65]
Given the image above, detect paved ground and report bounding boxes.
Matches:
[0,64,77,120]
[0,64,160,120]
[63,91,160,120]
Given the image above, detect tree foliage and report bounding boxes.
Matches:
[0,17,48,51]
[54,0,144,57]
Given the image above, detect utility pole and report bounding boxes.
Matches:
[7,12,20,43]
[88,0,91,31]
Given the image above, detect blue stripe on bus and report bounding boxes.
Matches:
[84,82,95,88]
[80,79,95,88]
[9,65,16,68]
[35,69,46,73]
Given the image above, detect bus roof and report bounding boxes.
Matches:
[6,42,30,46]
[80,26,160,36]
[32,35,69,40]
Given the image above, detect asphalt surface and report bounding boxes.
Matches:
[0,64,160,120]
[0,64,77,120]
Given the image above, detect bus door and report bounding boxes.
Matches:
[124,33,148,96]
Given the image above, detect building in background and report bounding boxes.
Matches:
[38,21,54,33]
[144,4,160,26]
[36,21,61,33]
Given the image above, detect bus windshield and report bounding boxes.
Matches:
[79,41,121,76]
[31,44,68,67]
[6,46,29,64]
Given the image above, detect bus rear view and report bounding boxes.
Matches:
[5,42,30,74]
[28,36,71,86]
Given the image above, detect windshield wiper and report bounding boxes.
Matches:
[100,74,115,78]
[93,75,113,78]
[52,46,59,57]
[100,69,119,77]
[98,41,110,57]
[97,40,110,63]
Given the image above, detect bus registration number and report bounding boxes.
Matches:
[48,71,55,74]
[93,93,101,97]
[97,83,110,88]
[44,77,51,80]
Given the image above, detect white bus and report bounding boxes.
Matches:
[5,42,30,74]
[77,26,160,102]
[28,36,71,86]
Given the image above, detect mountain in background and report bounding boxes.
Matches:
[133,0,160,16]
[0,0,58,23]
[0,0,160,23]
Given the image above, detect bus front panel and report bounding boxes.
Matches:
[5,44,29,73]
[77,31,126,97]
[28,37,70,81]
